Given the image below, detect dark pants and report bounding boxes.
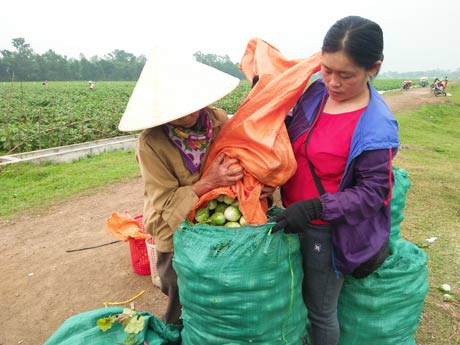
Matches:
[156,251,182,324]
[300,224,344,345]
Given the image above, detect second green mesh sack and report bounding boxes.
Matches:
[337,167,428,345]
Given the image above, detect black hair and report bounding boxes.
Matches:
[252,75,259,88]
[322,16,383,73]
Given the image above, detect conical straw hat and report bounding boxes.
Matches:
[118,47,240,131]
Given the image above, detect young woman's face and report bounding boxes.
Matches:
[321,50,380,103]
[168,110,200,128]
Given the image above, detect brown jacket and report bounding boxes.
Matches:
[136,107,228,252]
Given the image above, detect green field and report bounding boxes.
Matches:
[0,81,134,154]
[0,78,407,155]
[0,80,251,155]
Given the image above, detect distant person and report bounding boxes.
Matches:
[442,76,448,89]
[401,80,412,90]
[88,81,95,91]
[42,80,48,87]
[433,78,444,91]
[419,77,428,88]
[271,16,399,345]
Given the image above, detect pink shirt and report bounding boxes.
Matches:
[283,107,366,208]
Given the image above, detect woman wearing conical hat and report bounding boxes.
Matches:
[118,47,244,324]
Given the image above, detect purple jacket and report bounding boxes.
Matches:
[286,80,400,274]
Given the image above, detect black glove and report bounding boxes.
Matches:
[270,198,323,233]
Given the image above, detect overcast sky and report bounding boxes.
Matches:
[2,0,459,73]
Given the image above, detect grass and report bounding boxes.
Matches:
[0,149,140,219]
[0,82,459,344]
[393,84,460,344]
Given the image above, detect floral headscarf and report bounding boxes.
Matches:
[165,109,213,174]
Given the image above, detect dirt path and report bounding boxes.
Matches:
[0,86,451,345]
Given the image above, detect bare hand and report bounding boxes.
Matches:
[192,153,244,196]
[260,185,276,199]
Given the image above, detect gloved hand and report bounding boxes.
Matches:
[270,198,323,233]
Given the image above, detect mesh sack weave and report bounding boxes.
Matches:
[337,239,428,344]
[173,208,307,344]
[45,307,181,345]
[389,167,412,245]
[146,237,161,287]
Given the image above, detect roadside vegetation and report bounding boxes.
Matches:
[0,81,459,344]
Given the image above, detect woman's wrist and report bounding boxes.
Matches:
[192,180,211,197]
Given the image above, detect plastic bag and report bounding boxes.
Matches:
[188,38,321,225]
[105,212,150,241]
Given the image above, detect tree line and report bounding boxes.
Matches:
[193,51,245,80]
[2,38,457,82]
[0,38,245,82]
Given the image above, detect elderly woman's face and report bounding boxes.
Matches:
[168,110,200,128]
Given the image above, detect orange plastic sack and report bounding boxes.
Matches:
[105,212,151,241]
[188,38,321,225]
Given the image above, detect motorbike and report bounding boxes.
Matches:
[400,80,412,91]
[431,81,446,96]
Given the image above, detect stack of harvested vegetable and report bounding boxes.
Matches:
[194,194,247,227]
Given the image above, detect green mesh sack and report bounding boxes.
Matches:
[45,307,181,345]
[390,167,411,244]
[338,239,428,345]
[173,208,307,345]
